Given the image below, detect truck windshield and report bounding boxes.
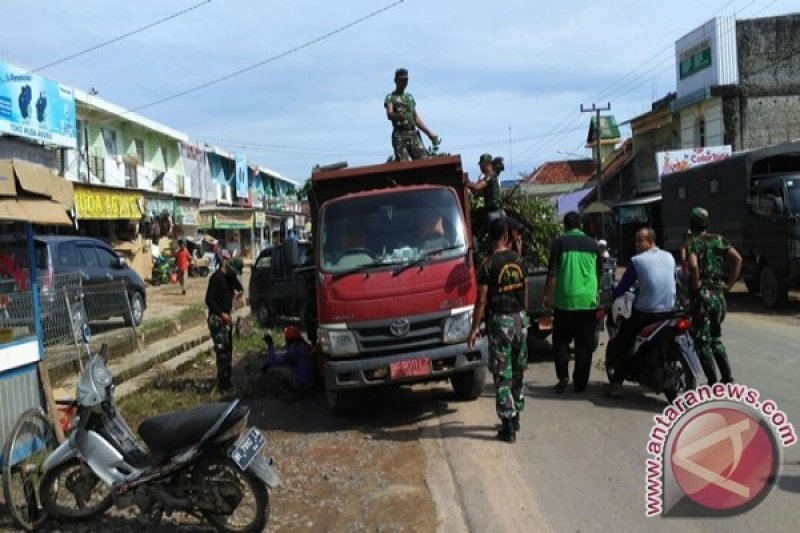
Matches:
[787,179,800,215]
[320,188,467,273]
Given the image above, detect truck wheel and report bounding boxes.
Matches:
[326,386,357,416]
[450,367,487,400]
[255,304,271,327]
[760,266,788,308]
[744,276,760,295]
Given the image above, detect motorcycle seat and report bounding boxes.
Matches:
[138,402,238,454]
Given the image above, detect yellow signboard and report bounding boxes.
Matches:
[74,186,143,220]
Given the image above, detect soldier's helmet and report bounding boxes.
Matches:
[395,68,409,79]
[479,153,492,164]
[690,206,709,230]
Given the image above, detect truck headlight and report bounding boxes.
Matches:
[319,329,359,356]
[443,311,472,344]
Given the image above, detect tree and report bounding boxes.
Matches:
[471,187,561,269]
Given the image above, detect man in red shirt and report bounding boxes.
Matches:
[175,239,192,295]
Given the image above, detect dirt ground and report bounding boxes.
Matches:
[3,329,440,533]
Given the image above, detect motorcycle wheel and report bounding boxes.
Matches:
[664,346,697,404]
[604,338,616,383]
[39,459,112,521]
[195,457,268,533]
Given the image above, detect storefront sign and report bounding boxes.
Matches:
[0,60,77,148]
[214,211,252,229]
[656,145,732,179]
[145,197,174,217]
[176,204,199,226]
[197,211,213,229]
[74,186,143,220]
[679,39,712,80]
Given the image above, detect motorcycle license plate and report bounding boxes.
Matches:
[231,427,266,471]
[389,357,432,380]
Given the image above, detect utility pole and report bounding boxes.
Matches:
[508,126,513,178]
[580,102,611,239]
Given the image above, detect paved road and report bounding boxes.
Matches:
[427,310,800,532]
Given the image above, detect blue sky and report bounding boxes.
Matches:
[0,0,792,182]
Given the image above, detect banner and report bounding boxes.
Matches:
[656,145,732,180]
[0,60,77,148]
[214,211,252,230]
[74,186,143,220]
[235,153,248,198]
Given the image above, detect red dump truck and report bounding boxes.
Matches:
[309,156,488,413]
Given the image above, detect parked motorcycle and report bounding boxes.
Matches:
[151,256,175,286]
[38,327,279,532]
[605,291,702,403]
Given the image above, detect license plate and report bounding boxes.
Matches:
[231,427,266,471]
[389,357,432,380]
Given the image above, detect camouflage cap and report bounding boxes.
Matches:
[395,67,409,79]
[479,153,493,164]
[227,256,244,276]
[690,206,709,228]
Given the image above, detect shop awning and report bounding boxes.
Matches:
[613,193,662,207]
[0,199,72,225]
[0,159,74,225]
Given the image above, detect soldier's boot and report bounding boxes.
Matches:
[511,414,520,432]
[497,418,516,443]
[713,351,734,383]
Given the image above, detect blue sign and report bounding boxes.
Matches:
[0,60,76,148]
[235,154,248,198]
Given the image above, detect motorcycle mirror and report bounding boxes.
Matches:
[81,323,92,344]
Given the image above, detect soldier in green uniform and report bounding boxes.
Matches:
[205,253,245,391]
[687,207,743,384]
[384,68,439,161]
[468,217,529,443]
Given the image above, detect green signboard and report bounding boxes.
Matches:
[679,46,712,80]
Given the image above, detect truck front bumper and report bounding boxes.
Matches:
[325,338,488,390]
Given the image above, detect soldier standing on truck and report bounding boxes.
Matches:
[384,68,439,161]
[687,207,743,385]
[468,218,529,443]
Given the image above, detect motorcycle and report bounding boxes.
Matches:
[151,256,175,286]
[38,327,279,532]
[605,291,702,403]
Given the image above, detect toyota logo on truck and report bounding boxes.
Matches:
[389,319,410,337]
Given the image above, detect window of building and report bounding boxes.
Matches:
[161,144,170,168]
[177,174,185,195]
[153,172,165,192]
[134,138,145,164]
[696,118,706,148]
[89,155,105,182]
[101,128,117,156]
[125,163,137,188]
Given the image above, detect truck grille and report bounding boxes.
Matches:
[353,314,446,355]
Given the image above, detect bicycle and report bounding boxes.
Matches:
[2,407,59,531]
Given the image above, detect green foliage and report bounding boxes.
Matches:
[471,187,561,269]
[298,177,312,200]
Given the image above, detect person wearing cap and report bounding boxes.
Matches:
[261,326,314,399]
[205,254,245,391]
[468,217,529,443]
[506,216,524,257]
[468,153,502,218]
[687,206,742,384]
[384,67,439,161]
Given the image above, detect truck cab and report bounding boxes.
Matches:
[310,156,488,414]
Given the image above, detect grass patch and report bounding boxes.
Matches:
[117,324,282,430]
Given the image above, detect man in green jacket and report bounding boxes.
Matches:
[542,211,602,393]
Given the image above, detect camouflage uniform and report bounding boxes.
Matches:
[208,313,233,387]
[689,232,733,384]
[488,311,529,419]
[385,91,428,161]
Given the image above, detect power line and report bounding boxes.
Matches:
[32,0,212,73]
[512,0,763,167]
[127,0,406,114]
